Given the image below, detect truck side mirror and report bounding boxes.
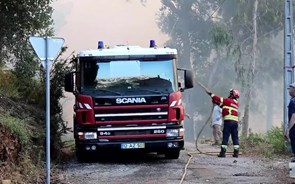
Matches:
[65,73,74,92]
[184,70,194,89]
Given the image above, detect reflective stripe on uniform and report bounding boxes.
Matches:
[233,145,239,150]
[223,99,238,121]
[224,115,239,121]
[226,106,238,112]
[221,145,227,149]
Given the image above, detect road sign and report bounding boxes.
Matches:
[29,36,64,68]
[29,36,64,184]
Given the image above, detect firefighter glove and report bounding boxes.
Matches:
[206,90,212,96]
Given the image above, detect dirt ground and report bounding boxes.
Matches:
[58,142,295,184]
[184,143,295,184]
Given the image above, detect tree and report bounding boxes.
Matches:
[0,0,54,101]
[0,0,71,159]
[49,49,73,159]
[218,0,284,136]
[0,0,54,64]
[159,0,286,140]
[159,0,235,141]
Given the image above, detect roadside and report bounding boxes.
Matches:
[183,142,294,184]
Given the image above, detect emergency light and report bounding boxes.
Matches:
[98,41,104,49]
[150,40,156,48]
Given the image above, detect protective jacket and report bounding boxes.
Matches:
[211,94,239,122]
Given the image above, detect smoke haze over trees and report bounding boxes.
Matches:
[158,0,290,140]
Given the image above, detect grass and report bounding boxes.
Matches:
[0,69,20,98]
[63,140,75,150]
[0,113,30,145]
[0,112,47,183]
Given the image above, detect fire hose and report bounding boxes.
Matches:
[179,82,235,184]
[179,82,214,184]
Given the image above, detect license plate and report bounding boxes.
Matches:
[121,143,145,149]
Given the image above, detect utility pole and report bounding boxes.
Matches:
[284,0,294,135]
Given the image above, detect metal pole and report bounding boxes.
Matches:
[45,37,51,184]
[284,0,294,134]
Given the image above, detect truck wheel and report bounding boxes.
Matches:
[76,146,93,163]
[165,150,180,159]
[76,149,87,163]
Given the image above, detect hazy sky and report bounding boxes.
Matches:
[52,0,169,56]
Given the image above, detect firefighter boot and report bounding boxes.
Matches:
[218,147,226,157]
[233,149,239,158]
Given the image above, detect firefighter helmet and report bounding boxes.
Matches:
[230,89,240,98]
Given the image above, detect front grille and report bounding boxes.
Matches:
[97,125,167,141]
[94,106,168,121]
[113,130,151,136]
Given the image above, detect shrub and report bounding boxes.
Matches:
[0,113,30,145]
[241,126,289,158]
[0,68,19,97]
[266,126,288,154]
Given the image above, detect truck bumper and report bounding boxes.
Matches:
[76,139,184,153]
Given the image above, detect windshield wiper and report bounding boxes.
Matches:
[129,88,162,94]
[84,88,121,95]
[96,89,122,95]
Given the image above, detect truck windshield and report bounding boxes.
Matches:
[80,59,177,95]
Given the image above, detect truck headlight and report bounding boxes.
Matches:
[179,128,184,137]
[166,129,179,137]
[84,132,97,139]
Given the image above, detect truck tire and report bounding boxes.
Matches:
[76,148,87,163]
[76,144,92,163]
[165,150,180,159]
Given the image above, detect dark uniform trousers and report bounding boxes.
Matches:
[222,120,239,146]
[289,125,295,154]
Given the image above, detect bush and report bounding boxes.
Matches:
[0,68,19,97]
[241,127,289,158]
[0,113,30,145]
[241,126,289,158]
[266,126,288,154]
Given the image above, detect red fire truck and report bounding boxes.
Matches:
[64,40,194,161]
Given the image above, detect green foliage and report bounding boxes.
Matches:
[159,0,287,140]
[0,113,30,145]
[266,127,287,154]
[0,68,19,97]
[0,0,54,106]
[159,0,227,141]
[49,50,74,159]
[13,46,39,97]
[241,126,289,158]
[0,0,72,162]
[0,0,54,65]
[0,0,68,181]
[210,24,233,49]
[63,140,76,152]
[244,132,266,145]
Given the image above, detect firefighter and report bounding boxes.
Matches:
[206,89,240,158]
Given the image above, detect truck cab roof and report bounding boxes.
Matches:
[78,45,177,58]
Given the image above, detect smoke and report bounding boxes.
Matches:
[248,31,284,133]
[52,1,74,34]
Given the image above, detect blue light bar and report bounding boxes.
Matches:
[150,40,156,48]
[98,41,104,49]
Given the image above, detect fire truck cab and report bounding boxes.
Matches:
[64,40,194,161]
